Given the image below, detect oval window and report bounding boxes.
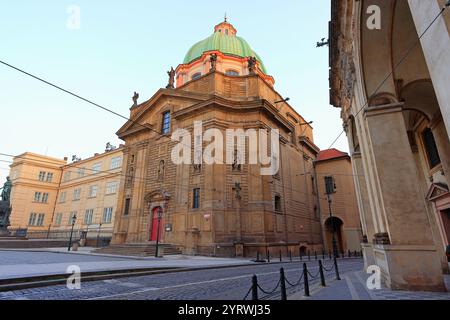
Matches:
[225,70,239,76]
[191,72,201,80]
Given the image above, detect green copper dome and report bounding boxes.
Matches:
[183,28,268,74]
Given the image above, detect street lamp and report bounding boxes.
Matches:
[324,176,339,258]
[68,214,77,251]
[154,207,163,258]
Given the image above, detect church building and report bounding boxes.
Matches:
[110,19,324,257]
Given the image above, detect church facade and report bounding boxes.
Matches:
[111,19,325,257]
[330,0,450,291]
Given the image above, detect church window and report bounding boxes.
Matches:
[422,128,441,169]
[162,111,171,134]
[191,72,201,80]
[193,188,200,209]
[124,198,131,216]
[274,195,282,212]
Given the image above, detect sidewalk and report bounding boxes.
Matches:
[0,248,256,280]
[289,270,450,300]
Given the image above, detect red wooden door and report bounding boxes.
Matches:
[150,207,163,241]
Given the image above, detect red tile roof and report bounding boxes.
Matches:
[316,148,349,162]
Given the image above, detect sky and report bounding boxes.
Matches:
[0,0,348,183]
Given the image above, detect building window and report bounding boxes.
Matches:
[193,188,200,209]
[161,111,171,135]
[110,157,122,169]
[274,195,282,212]
[191,72,201,80]
[68,211,77,225]
[106,181,118,195]
[34,192,42,202]
[46,172,53,182]
[92,163,102,174]
[77,167,85,178]
[36,214,45,226]
[41,193,49,203]
[103,207,113,224]
[84,209,94,225]
[88,185,98,198]
[63,171,71,182]
[124,198,131,216]
[73,188,81,201]
[58,191,67,203]
[38,171,46,181]
[28,213,37,226]
[225,70,239,76]
[422,128,441,169]
[54,213,63,227]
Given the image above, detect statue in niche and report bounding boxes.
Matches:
[157,160,165,181]
[232,149,242,171]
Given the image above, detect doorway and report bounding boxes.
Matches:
[150,207,163,242]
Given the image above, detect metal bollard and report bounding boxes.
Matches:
[322,249,325,260]
[257,251,260,261]
[279,250,282,262]
[289,250,292,262]
[318,260,326,287]
[267,250,270,263]
[314,250,317,260]
[299,248,303,261]
[328,250,331,259]
[308,250,311,261]
[334,257,341,280]
[280,268,287,300]
[354,250,357,257]
[252,275,259,300]
[303,263,310,297]
[348,249,351,258]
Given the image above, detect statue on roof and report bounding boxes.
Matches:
[166,67,176,89]
[210,53,217,72]
[247,56,257,74]
[132,92,139,106]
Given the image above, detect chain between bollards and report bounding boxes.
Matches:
[280,268,287,300]
[318,260,326,287]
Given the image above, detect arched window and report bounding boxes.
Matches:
[225,70,239,76]
[191,72,201,80]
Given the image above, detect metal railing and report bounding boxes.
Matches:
[244,248,365,300]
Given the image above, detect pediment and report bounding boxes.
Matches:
[426,183,449,202]
[116,89,206,139]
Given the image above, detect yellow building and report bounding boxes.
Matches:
[314,149,362,253]
[9,153,66,231]
[8,147,123,242]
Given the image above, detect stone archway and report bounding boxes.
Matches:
[324,217,344,254]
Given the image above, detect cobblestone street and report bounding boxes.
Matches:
[0,258,363,300]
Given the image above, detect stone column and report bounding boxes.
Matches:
[363,103,445,291]
[352,152,376,269]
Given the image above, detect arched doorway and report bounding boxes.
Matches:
[299,246,307,256]
[324,217,344,253]
[149,206,164,242]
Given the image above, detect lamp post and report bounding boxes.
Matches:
[154,207,163,258]
[68,214,77,251]
[324,176,339,258]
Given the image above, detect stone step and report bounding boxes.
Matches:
[94,243,182,256]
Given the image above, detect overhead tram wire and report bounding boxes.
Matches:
[326,4,449,150]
